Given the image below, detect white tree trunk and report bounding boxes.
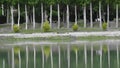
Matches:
[18,3,20,27]
[11,6,14,30]
[33,6,36,29]
[90,2,93,28]
[75,5,77,24]
[1,4,4,15]
[116,4,119,28]
[58,4,60,29]
[83,5,86,28]
[41,3,44,29]
[66,5,70,28]
[25,5,28,30]
[50,5,52,28]
[107,4,109,29]
[99,1,102,28]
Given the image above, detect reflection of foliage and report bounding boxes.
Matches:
[44,46,50,61]
[15,58,19,64]
[72,46,79,53]
[102,45,108,53]
[14,46,20,55]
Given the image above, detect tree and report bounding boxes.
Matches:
[56,0,61,29]
[28,0,39,29]
[0,0,5,16]
[71,0,78,25]
[89,0,94,28]
[99,0,102,28]
[10,0,17,30]
[105,0,110,29]
[47,0,55,28]
[16,0,20,27]
[115,0,119,28]
[61,0,70,28]
[80,0,89,28]
[40,0,44,29]
[20,0,28,30]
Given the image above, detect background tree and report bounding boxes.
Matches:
[80,0,89,28]
[71,0,78,25]
[16,0,20,27]
[56,0,61,29]
[61,0,70,28]
[98,0,102,28]
[28,0,39,29]
[47,0,55,28]
[115,0,119,28]
[40,0,44,29]
[10,0,17,30]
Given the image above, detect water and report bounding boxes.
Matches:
[0,40,120,68]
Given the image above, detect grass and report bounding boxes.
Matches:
[20,27,103,34]
[1,36,120,45]
[0,23,103,33]
[1,22,120,33]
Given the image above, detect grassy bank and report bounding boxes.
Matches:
[1,36,120,45]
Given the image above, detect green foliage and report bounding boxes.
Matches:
[72,23,79,31]
[28,0,39,5]
[13,24,20,33]
[43,20,50,32]
[102,22,107,31]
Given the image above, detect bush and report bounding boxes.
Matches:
[13,24,20,33]
[102,22,107,30]
[72,23,79,31]
[43,20,50,32]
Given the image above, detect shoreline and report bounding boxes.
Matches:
[0,31,120,38]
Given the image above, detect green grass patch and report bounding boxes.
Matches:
[1,36,120,45]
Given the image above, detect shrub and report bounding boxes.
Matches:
[13,24,20,33]
[102,22,107,30]
[72,23,78,31]
[43,20,50,32]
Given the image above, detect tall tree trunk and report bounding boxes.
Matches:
[107,4,109,29]
[7,7,10,24]
[25,4,28,30]
[11,5,14,30]
[1,4,4,15]
[18,3,20,27]
[66,4,69,28]
[116,4,118,28]
[50,5,52,28]
[33,5,35,29]
[99,1,102,28]
[83,5,86,28]
[45,10,47,21]
[75,5,77,24]
[57,4,60,29]
[90,2,93,28]
[41,3,44,29]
